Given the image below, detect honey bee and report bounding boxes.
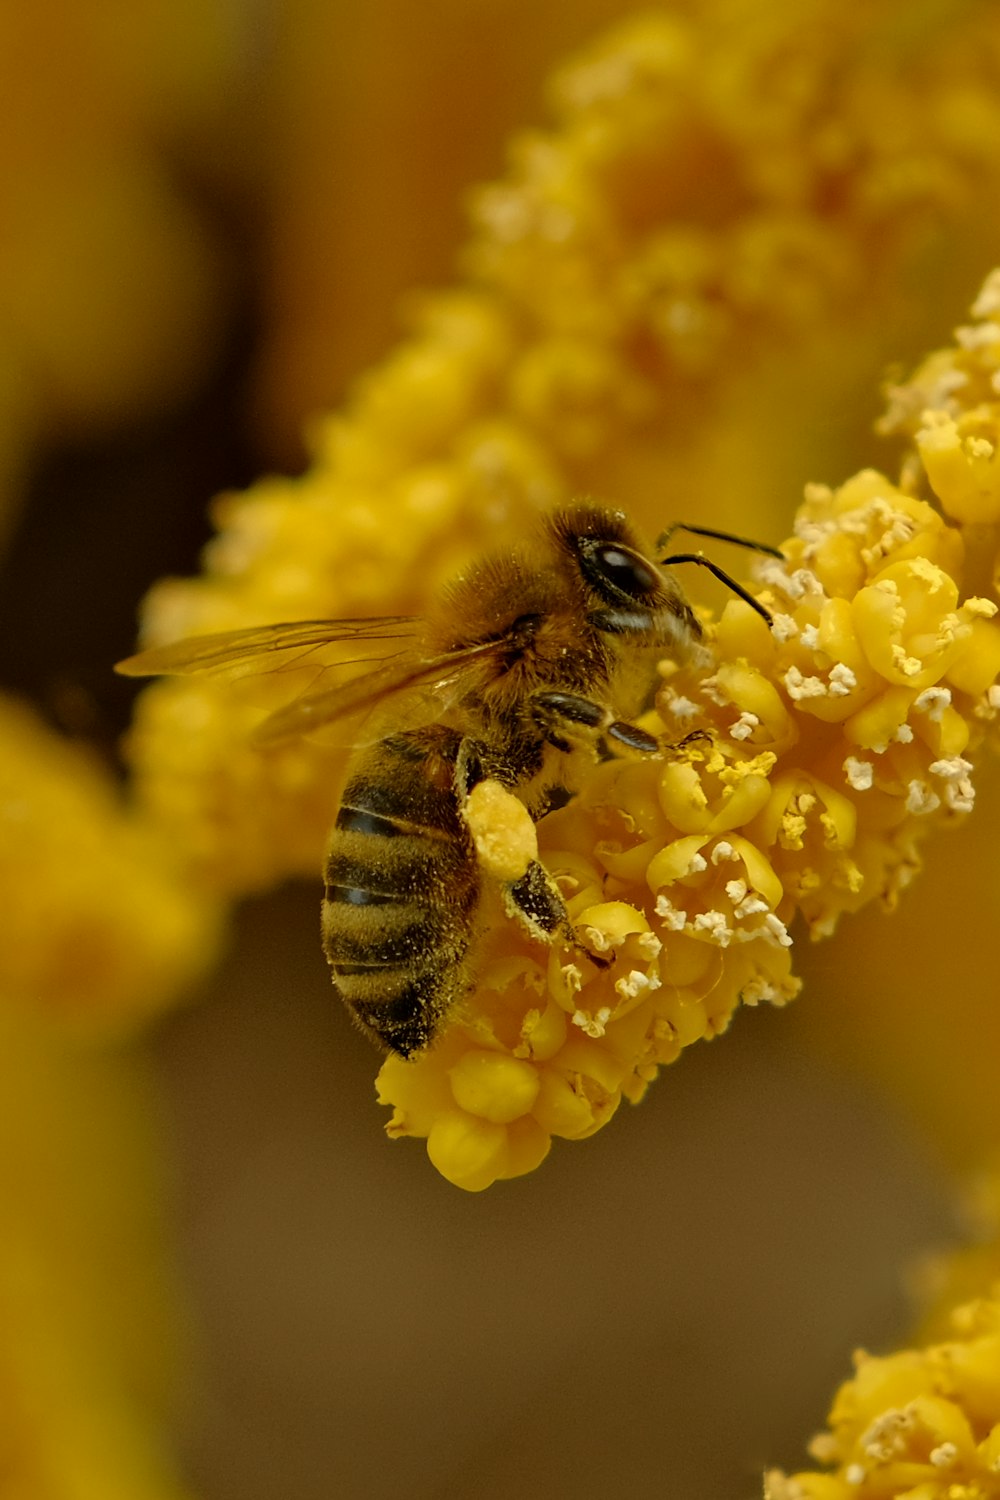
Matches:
[117,502,779,1057]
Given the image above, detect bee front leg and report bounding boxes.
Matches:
[530,690,662,756]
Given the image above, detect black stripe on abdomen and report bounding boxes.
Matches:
[321,734,479,1054]
[330,962,465,1059]
[324,882,398,907]
[335,804,409,839]
[322,896,459,968]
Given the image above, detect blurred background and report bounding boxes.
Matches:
[3,1,996,1496]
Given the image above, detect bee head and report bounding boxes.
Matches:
[550,503,703,649]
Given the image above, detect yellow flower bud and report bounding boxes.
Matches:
[448,1049,540,1124]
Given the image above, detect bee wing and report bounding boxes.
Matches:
[115,616,420,680]
[116,616,509,748]
[250,636,507,746]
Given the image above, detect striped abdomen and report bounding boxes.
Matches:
[322,730,479,1056]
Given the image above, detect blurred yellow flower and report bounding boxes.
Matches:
[254,0,1000,495]
[0,1008,198,1499]
[0,695,221,1029]
[765,1286,1000,1500]
[0,699,219,1486]
[0,1,236,542]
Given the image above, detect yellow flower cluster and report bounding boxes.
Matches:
[124,5,1000,893]
[117,4,1000,1189]
[0,1008,198,1500]
[765,1289,1000,1499]
[372,268,1000,1188]
[122,271,1000,1192]
[467,2,1000,411]
[0,0,232,540]
[882,266,1000,546]
[0,695,220,1028]
[378,455,1000,1188]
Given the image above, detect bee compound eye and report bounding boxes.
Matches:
[592,545,660,599]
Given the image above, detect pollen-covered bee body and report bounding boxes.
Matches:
[320,505,707,1055]
[322,725,478,1056]
[117,502,778,1057]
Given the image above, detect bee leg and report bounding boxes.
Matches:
[531,691,662,756]
[605,720,660,754]
[675,727,714,751]
[531,689,606,738]
[452,739,576,949]
[502,860,575,946]
[577,944,613,971]
[503,864,616,976]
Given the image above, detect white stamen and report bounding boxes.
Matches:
[905,780,940,815]
[666,694,700,720]
[769,612,799,643]
[828,662,857,695]
[654,896,687,930]
[730,711,760,741]
[784,665,828,700]
[691,911,731,945]
[913,686,951,722]
[844,757,874,791]
[572,1006,613,1038]
[615,969,660,999]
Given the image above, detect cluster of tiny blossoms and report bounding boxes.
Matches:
[117,4,1000,1188]
[882,267,1000,609]
[376,270,1000,1189]
[468,2,1000,408]
[378,456,1000,1188]
[122,269,1000,1189]
[0,699,216,1489]
[124,5,1000,893]
[0,695,219,1028]
[765,1288,1000,1499]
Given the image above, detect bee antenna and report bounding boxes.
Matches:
[656,522,785,561]
[659,552,774,626]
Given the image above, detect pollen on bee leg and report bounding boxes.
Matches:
[463,778,538,882]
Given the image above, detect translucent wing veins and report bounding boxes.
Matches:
[115,617,420,678]
[115,616,513,745]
